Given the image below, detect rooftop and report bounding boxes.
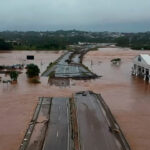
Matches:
[140,54,150,65]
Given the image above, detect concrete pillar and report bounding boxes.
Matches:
[134,64,137,75]
[132,64,135,75]
[133,68,136,75]
[142,67,144,76]
[135,66,139,76]
[132,67,134,75]
[144,68,146,80]
[139,66,143,76]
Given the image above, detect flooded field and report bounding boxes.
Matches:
[0,48,150,150]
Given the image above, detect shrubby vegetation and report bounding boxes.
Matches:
[9,71,19,81]
[26,64,40,78]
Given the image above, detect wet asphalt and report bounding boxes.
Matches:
[43,50,95,78]
[75,92,123,150]
[42,98,70,150]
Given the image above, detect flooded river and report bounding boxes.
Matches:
[0,48,150,150]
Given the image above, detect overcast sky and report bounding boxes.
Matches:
[0,0,150,32]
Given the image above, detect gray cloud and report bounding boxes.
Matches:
[0,0,150,32]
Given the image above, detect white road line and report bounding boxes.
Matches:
[56,130,59,137]
[58,116,60,120]
[82,144,84,150]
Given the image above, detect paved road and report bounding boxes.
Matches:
[42,98,70,150]
[72,54,80,63]
[57,52,73,65]
[42,47,97,78]
[75,92,123,150]
[55,51,93,77]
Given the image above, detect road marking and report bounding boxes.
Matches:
[83,144,84,150]
[58,115,61,120]
[56,130,59,137]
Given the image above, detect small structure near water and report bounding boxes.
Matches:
[132,54,150,82]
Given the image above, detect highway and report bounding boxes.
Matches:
[42,98,70,150]
[54,50,94,78]
[20,93,130,150]
[75,91,123,150]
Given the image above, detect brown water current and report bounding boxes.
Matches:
[0,48,150,150]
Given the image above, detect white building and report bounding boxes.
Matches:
[132,54,150,82]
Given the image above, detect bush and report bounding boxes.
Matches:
[9,71,19,81]
[26,64,40,78]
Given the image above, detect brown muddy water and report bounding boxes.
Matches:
[0,48,150,150]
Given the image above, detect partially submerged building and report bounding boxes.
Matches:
[132,54,150,82]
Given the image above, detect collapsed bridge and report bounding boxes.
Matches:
[19,91,131,150]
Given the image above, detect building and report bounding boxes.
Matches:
[132,54,150,82]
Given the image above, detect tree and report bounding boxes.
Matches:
[26,64,40,78]
[115,37,129,47]
[0,39,12,50]
[10,71,19,81]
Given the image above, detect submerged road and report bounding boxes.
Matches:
[42,47,97,78]
[42,98,70,150]
[75,92,123,150]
